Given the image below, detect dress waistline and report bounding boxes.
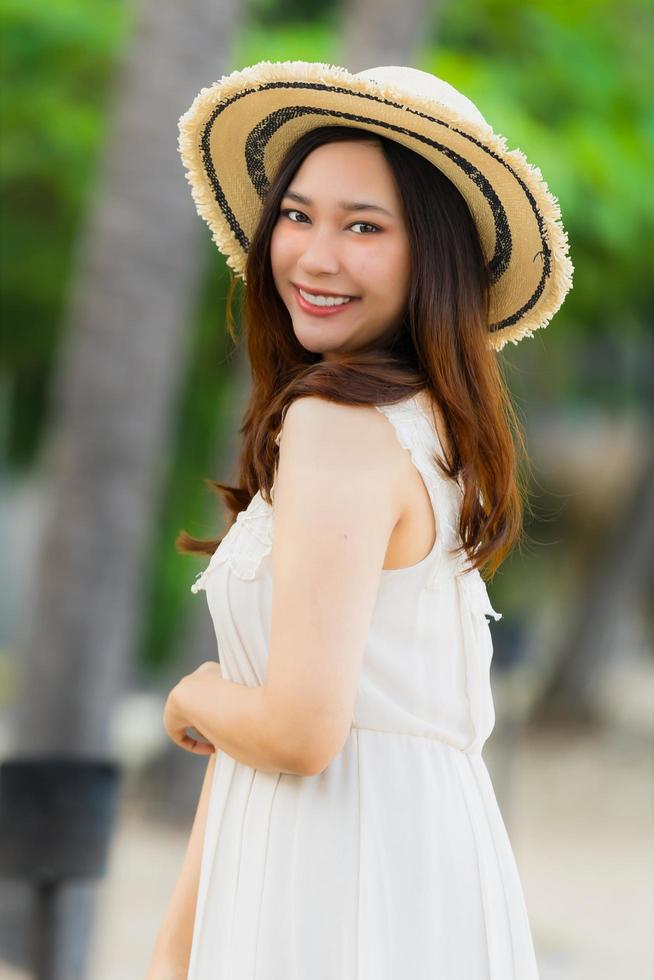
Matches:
[350,723,478,755]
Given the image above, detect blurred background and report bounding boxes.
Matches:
[1,0,652,977]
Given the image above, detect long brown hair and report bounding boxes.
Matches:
[177,125,530,577]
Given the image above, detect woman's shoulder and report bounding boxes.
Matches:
[276,390,450,481]
[278,394,401,452]
[280,392,386,424]
[275,395,410,510]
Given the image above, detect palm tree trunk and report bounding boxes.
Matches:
[338,0,433,70]
[2,0,244,976]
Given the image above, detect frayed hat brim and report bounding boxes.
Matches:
[178,60,574,351]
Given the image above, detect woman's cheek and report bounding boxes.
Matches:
[270,233,296,269]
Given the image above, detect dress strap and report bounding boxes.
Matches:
[375,392,461,528]
[376,393,502,643]
[375,393,477,590]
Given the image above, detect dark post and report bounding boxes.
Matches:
[0,758,121,980]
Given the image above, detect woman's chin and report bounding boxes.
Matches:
[296,337,339,356]
[293,323,344,351]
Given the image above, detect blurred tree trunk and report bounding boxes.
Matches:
[533,446,654,721]
[2,0,243,977]
[338,0,433,70]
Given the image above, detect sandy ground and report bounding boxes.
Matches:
[2,725,652,979]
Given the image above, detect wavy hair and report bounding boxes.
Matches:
[177,125,531,577]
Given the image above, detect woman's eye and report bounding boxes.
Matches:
[350,221,379,234]
[280,208,308,224]
[280,209,379,234]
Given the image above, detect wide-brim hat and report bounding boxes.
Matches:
[178,60,574,351]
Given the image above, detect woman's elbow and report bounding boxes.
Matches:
[290,725,350,777]
[264,692,350,777]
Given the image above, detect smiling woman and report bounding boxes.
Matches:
[159,58,574,980]
[269,139,411,358]
[195,118,527,582]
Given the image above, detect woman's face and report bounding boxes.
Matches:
[270,139,411,361]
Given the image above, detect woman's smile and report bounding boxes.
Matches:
[292,283,360,318]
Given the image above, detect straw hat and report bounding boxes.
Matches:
[178,60,574,351]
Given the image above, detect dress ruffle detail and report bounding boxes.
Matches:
[452,552,502,754]
[453,552,503,623]
[190,491,273,592]
[374,398,446,504]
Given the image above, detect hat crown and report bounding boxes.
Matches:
[354,65,489,129]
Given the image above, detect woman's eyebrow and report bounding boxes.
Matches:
[282,189,394,217]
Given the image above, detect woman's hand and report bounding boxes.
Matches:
[163,661,222,755]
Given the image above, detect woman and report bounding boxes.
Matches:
[147,61,573,979]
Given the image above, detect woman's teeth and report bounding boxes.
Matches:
[298,287,352,307]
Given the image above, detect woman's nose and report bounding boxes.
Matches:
[296,227,341,276]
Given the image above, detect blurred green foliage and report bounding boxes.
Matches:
[2,0,652,668]
[433,2,654,334]
[0,0,134,464]
[248,0,335,27]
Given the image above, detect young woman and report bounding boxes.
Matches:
[147,61,573,979]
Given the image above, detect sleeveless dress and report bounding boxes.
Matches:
[186,391,540,980]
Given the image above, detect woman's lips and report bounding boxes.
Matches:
[292,284,359,317]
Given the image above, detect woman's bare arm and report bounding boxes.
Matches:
[145,752,216,979]
[172,398,403,779]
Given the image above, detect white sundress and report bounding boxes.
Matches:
[186,391,540,979]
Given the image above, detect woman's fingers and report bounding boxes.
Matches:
[162,680,218,754]
[179,727,216,754]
